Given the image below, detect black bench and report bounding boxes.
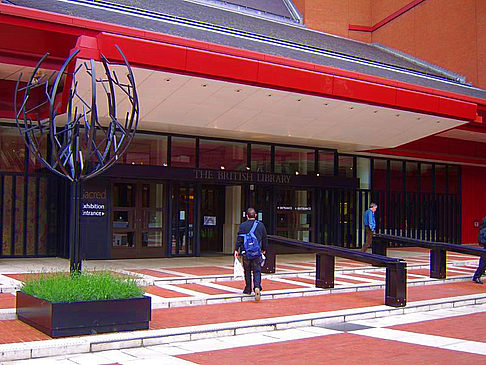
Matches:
[263,235,407,307]
[373,234,486,279]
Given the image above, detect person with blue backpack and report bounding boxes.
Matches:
[234,207,268,302]
[472,216,486,284]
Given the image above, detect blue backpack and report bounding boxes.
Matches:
[240,221,262,259]
[479,228,486,247]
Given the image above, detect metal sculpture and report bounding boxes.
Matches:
[14,46,139,272]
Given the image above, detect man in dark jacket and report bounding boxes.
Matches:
[473,216,486,284]
[234,207,268,301]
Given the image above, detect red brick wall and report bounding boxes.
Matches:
[297,0,486,89]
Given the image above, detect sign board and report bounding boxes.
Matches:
[203,216,216,226]
[81,188,107,217]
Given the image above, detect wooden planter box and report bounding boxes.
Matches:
[16,291,151,338]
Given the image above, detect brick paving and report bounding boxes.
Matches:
[0,249,483,363]
[177,332,485,365]
[390,312,486,342]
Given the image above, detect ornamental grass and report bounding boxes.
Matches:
[20,271,145,303]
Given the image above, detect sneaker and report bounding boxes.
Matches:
[473,277,483,284]
[254,287,261,302]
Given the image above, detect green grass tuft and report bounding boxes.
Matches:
[20,271,145,303]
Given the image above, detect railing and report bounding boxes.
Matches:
[373,234,486,279]
[265,235,407,307]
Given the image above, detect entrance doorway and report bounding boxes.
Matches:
[200,185,225,254]
[275,188,314,242]
[170,185,195,256]
[111,182,166,258]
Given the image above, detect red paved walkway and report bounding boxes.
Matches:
[391,312,486,342]
[149,281,485,330]
[178,333,485,365]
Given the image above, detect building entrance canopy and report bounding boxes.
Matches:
[0,2,482,155]
[90,61,466,152]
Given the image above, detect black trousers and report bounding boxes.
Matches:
[473,255,486,280]
[242,256,262,292]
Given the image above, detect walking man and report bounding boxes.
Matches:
[234,207,267,301]
[362,203,377,252]
[473,217,486,284]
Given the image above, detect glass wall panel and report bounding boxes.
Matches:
[26,177,37,255]
[122,134,168,166]
[448,165,460,194]
[406,161,419,192]
[420,163,433,193]
[171,136,196,168]
[435,164,447,194]
[357,157,370,189]
[318,150,335,176]
[2,176,12,255]
[274,146,314,175]
[373,159,387,191]
[338,155,354,178]
[199,139,247,171]
[0,127,25,172]
[38,177,48,255]
[390,160,404,191]
[250,144,272,172]
[14,176,24,256]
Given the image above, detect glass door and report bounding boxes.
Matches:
[140,183,165,252]
[200,185,225,254]
[111,181,166,258]
[170,185,195,256]
[112,183,137,252]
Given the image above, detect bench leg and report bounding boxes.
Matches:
[261,250,276,274]
[316,253,334,288]
[430,249,446,279]
[385,264,407,307]
[372,241,387,256]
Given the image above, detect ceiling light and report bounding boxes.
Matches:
[295,171,299,175]
[220,166,225,170]
[246,166,250,170]
[316,173,320,176]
